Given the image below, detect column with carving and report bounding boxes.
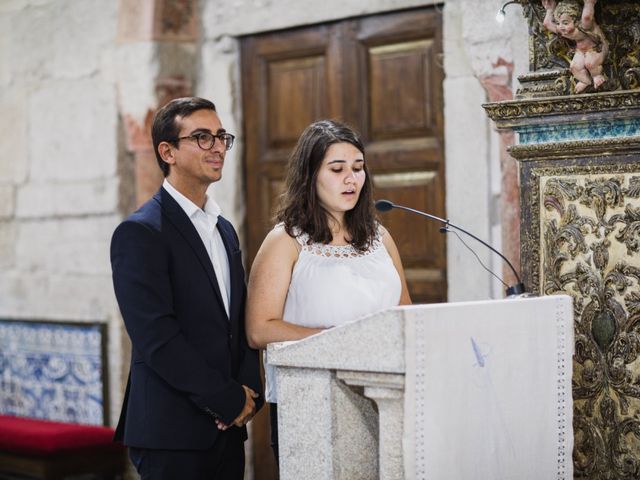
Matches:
[484,1,640,478]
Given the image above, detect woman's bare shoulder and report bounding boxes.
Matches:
[258,224,300,258]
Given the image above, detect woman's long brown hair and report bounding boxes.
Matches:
[276,120,377,251]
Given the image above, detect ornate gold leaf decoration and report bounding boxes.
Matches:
[509,137,640,161]
[539,171,640,479]
[484,90,640,122]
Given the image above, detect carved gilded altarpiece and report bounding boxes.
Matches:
[514,0,640,97]
[538,165,640,478]
[485,1,640,475]
[487,94,640,478]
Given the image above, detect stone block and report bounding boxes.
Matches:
[0,1,56,14]
[47,274,116,320]
[15,178,119,218]
[460,0,512,44]
[0,90,28,183]
[267,308,405,373]
[8,0,117,81]
[116,0,154,42]
[0,272,37,315]
[443,0,528,82]
[0,272,115,322]
[0,13,10,88]
[444,77,490,202]
[0,221,17,269]
[0,186,15,218]
[442,0,475,79]
[277,368,334,479]
[29,80,118,182]
[275,366,380,480]
[444,76,493,300]
[115,42,159,124]
[200,38,243,228]
[509,10,530,84]
[105,315,127,427]
[201,0,433,37]
[331,379,378,480]
[15,215,120,276]
[269,309,408,479]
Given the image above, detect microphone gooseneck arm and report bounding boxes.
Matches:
[445,227,509,289]
[375,199,526,296]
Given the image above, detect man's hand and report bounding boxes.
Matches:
[233,386,259,427]
[541,0,556,11]
[215,385,259,431]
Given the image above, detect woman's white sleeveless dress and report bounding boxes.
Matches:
[264,226,402,402]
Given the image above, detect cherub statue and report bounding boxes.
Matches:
[542,0,609,93]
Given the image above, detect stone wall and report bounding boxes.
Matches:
[0,0,124,426]
[443,0,528,299]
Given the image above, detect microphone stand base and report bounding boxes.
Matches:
[505,283,526,297]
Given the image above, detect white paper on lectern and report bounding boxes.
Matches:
[403,295,574,480]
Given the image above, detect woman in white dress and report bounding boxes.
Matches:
[245,119,411,462]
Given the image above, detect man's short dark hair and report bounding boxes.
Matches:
[151,97,217,177]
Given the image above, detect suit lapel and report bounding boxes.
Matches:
[216,218,239,321]
[155,188,228,319]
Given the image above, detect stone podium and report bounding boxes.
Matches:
[267,295,574,480]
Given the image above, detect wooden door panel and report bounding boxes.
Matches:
[373,172,444,262]
[353,12,444,159]
[373,169,446,304]
[242,25,345,261]
[268,56,327,146]
[366,138,442,169]
[369,40,437,138]
[355,6,442,44]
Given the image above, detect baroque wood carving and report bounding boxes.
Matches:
[487,5,640,477]
[484,89,640,122]
[523,161,640,478]
[510,0,640,97]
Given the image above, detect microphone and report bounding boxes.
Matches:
[375,199,526,297]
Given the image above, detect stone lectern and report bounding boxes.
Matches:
[267,295,574,480]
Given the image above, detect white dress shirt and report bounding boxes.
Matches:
[163,179,231,317]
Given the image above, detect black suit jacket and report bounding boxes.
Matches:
[111,187,263,449]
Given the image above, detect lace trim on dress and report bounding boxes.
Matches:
[275,222,384,258]
[294,228,383,258]
[300,239,382,258]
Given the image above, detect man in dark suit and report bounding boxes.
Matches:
[111,97,263,479]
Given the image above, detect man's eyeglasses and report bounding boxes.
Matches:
[177,132,235,151]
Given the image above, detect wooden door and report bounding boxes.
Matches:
[349,9,446,304]
[241,6,444,478]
